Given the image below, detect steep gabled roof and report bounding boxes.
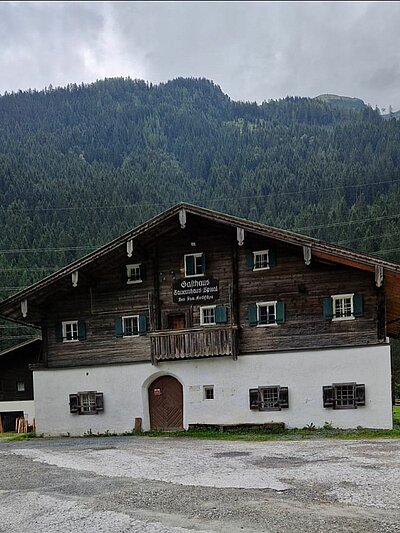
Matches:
[0,337,42,359]
[1,202,400,335]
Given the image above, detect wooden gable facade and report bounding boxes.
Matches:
[0,203,399,370]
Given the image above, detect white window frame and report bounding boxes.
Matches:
[203,385,214,400]
[62,320,79,342]
[122,315,140,337]
[333,382,357,409]
[126,263,142,284]
[259,385,281,411]
[253,250,270,271]
[184,252,205,278]
[256,301,278,327]
[332,293,355,321]
[16,381,25,392]
[200,305,216,326]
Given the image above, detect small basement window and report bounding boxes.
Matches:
[323,383,365,409]
[204,386,214,400]
[249,386,289,411]
[126,264,142,284]
[184,252,205,277]
[253,250,270,270]
[69,391,104,415]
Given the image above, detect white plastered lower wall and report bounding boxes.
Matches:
[33,344,392,436]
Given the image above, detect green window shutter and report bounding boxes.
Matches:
[55,322,63,342]
[276,301,286,324]
[279,387,289,409]
[355,384,366,406]
[249,389,260,410]
[215,305,227,324]
[353,294,364,317]
[201,254,206,274]
[248,303,258,326]
[323,298,333,319]
[78,320,86,341]
[246,252,254,271]
[268,250,277,268]
[115,318,123,337]
[121,266,128,284]
[95,393,104,412]
[139,263,146,281]
[138,314,147,336]
[69,394,79,413]
[323,386,334,408]
[185,255,195,276]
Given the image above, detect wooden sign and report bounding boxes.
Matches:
[173,278,219,304]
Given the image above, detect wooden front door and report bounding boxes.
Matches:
[148,376,183,430]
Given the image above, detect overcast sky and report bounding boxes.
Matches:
[1,1,400,111]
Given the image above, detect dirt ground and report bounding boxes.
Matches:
[0,436,399,533]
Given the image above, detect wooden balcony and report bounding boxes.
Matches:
[150,326,238,364]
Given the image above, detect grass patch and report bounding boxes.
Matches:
[393,406,400,425]
[0,432,39,442]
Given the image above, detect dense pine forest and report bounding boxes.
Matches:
[0,77,399,386]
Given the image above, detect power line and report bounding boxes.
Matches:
[1,178,400,213]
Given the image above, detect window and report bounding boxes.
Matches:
[200,306,216,325]
[55,320,86,342]
[115,315,147,337]
[184,253,205,277]
[249,386,289,411]
[323,294,364,321]
[122,315,139,337]
[249,302,285,326]
[246,249,277,271]
[126,264,142,284]
[323,383,365,409]
[204,386,214,400]
[253,250,270,270]
[16,381,25,392]
[63,320,79,342]
[332,294,353,320]
[69,391,104,415]
[257,301,277,325]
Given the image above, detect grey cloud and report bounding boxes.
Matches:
[1,1,400,110]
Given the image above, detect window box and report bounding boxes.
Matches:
[249,386,289,411]
[69,391,104,415]
[184,253,205,277]
[323,383,365,409]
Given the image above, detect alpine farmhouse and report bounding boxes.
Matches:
[0,203,398,435]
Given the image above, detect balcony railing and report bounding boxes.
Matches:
[150,326,238,364]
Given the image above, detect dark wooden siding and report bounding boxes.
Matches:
[43,218,381,368]
[0,342,39,401]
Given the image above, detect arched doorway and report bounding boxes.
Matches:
[148,375,183,430]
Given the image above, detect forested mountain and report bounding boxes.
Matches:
[1,77,400,379]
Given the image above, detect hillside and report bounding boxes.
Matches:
[314,93,366,111]
[1,77,400,359]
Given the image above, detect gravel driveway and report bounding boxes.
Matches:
[0,436,399,532]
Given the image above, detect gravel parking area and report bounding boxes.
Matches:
[0,436,399,532]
